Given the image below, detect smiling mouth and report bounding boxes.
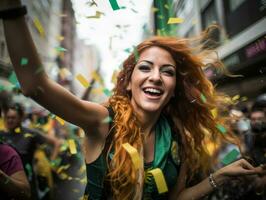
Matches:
[143,87,163,97]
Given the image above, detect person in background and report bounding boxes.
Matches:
[0,142,31,199]
[0,103,61,200]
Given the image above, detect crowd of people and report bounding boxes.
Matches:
[0,0,265,199]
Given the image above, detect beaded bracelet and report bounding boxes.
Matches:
[0,5,27,20]
[209,173,218,189]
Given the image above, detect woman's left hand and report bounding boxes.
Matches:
[213,159,266,185]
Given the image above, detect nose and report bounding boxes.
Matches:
[148,68,162,83]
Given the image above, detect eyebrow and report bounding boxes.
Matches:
[138,60,176,68]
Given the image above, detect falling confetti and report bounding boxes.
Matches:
[148,168,168,193]
[109,0,121,10]
[232,95,240,101]
[20,57,28,66]
[86,11,104,19]
[55,116,65,125]
[167,17,184,24]
[200,93,207,103]
[103,88,112,96]
[222,149,240,165]
[68,139,77,154]
[122,143,141,169]
[33,17,45,37]
[8,72,18,85]
[55,46,67,52]
[216,124,227,134]
[102,116,112,123]
[76,74,90,88]
[133,46,139,63]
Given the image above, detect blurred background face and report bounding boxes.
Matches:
[4,109,22,130]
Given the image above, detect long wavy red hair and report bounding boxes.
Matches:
[106,32,239,199]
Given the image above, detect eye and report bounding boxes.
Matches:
[138,65,151,72]
[160,68,175,76]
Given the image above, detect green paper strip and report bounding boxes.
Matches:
[102,116,112,123]
[8,72,18,85]
[109,0,120,10]
[133,46,139,63]
[103,88,112,96]
[216,124,227,134]
[222,149,240,165]
[55,46,67,52]
[200,93,207,103]
[20,57,28,66]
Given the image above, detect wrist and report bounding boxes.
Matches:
[0,0,22,9]
[212,169,227,186]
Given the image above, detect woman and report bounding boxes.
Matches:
[0,143,31,199]
[0,1,265,199]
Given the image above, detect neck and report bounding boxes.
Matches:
[135,110,161,136]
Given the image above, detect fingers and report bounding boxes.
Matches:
[239,159,255,170]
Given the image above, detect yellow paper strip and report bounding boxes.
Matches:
[211,108,217,118]
[76,74,90,88]
[149,168,168,194]
[33,17,45,37]
[122,143,141,170]
[14,127,21,133]
[68,139,77,154]
[167,17,184,24]
[55,116,65,125]
[92,71,101,83]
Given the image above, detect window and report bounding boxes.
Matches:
[229,0,246,12]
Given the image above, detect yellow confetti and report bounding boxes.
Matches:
[14,127,21,133]
[241,96,248,101]
[232,95,240,101]
[151,7,159,12]
[68,139,77,154]
[55,116,65,125]
[211,108,218,118]
[149,168,168,193]
[33,17,45,37]
[76,74,90,88]
[91,87,103,94]
[57,35,64,41]
[24,133,33,138]
[122,143,141,170]
[92,71,102,83]
[167,17,184,24]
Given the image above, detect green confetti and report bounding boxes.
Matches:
[55,46,67,52]
[133,46,139,63]
[109,0,120,10]
[102,116,112,123]
[25,163,32,180]
[221,149,240,165]
[216,124,227,134]
[20,57,28,66]
[103,88,112,96]
[8,72,18,85]
[200,93,207,103]
[124,48,131,53]
[0,85,5,91]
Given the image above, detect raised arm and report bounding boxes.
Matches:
[169,159,266,200]
[1,1,108,135]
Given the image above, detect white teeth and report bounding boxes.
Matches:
[144,88,162,94]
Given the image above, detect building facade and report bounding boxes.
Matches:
[170,0,266,98]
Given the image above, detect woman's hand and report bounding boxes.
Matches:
[213,159,266,185]
[0,0,21,9]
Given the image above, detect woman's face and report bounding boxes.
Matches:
[127,46,176,114]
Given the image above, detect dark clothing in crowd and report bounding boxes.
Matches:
[0,143,25,200]
[0,126,47,199]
